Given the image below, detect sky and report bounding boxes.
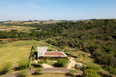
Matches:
[0,0,116,21]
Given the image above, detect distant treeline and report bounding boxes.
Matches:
[0,19,116,74]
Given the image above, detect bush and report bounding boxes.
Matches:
[55,58,68,67]
[86,63,100,71]
[18,60,29,70]
[16,70,27,77]
[0,62,13,75]
[75,64,86,71]
[38,60,46,65]
[33,68,42,75]
[83,69,99,77]
[104,65,116,75]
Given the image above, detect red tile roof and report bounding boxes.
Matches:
[44,52,66,57]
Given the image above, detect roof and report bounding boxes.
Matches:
[37,47,48,57]
[44,52,67,57]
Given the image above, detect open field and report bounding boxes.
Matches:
[0,25,35,32]
[1,20,62,25]
[1,21,40,24]
[0,40,58,67]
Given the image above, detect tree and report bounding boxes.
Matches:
[29,45,37,61]
[29,45,37,68]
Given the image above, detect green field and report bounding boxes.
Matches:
[0,40,58,67]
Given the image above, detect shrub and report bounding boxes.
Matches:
[75,64,86,71]
[38,60,46,65]
[56,58,68,67]
[75,64,81,70]
[83,69,99,77]
[16,70,27,77]
[104,65,116,75]
[18,60,29,70]
[0,62,13,75]
[33,68,42,75]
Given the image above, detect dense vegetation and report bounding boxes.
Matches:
[0,19,116,75]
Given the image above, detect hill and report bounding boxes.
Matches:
[0,20,62,25]
[0,19,116,76]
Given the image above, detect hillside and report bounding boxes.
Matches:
[0,19,116,76]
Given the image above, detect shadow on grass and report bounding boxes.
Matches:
[13,67,20,71]
[65,73,83,77]
[0,71,8,75]
[31,64,41,68]
[32,72,43,75]
[53,63,63,67]
[65,73,75,77]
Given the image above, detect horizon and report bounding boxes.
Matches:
[1,18,116,22]
[0,0,116,21]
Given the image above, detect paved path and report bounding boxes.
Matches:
[67,58,77,69]
[0,68,71,77]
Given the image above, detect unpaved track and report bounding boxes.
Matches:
[67,57,77,69]
[0,68,70,77]
[0,68,83,77]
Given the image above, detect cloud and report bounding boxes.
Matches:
[27,0,52,9]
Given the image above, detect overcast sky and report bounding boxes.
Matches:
[0,0,116,21]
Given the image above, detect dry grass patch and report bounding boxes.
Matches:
[0,25,35,32]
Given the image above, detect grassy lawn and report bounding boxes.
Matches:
[27,73,67,77]
[0,40,57,68]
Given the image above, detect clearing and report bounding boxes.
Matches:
[0,40,57,67]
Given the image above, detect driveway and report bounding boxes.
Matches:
[0,68,70,77]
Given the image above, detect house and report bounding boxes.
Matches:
[36,47,67,60]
